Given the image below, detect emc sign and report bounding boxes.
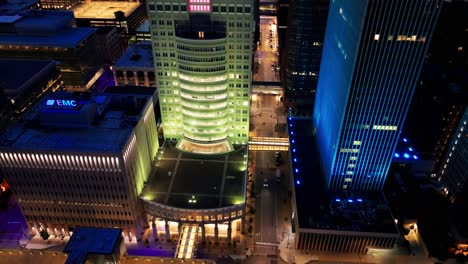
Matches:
[46,99,77,107]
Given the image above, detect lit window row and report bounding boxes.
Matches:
[180,92,227,101]
[374,34,426,42]
[0,152,120,172]
[340,148,359,153]
[179,73,226,82]
[182,109,226,118]
[180,83,226,92]
[188,0,210,3]
[181,101,227,109]
[179,65,225,73]
[177,44,224,52]
[291,71,317,76]
[178,55,225,63]
[188,4,211,12]
[373,125,397,131]
[353,141,361,145]
[184,127,227,134]
[184,133,227,142]
[184,119,227,127]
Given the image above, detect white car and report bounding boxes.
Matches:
[263,178,269,188]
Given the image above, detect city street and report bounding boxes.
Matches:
[253,16,280,82]
[247,83,291,264]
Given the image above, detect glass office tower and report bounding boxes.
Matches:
[314,0,443,191]
[148,0,254,154]
[438,106,468,203]
[282,0,329,110]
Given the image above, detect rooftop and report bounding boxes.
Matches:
[0,28,95,48]
[0,90,153,153]
[289,118,398,234]
[0,10,95,48]
[114,41,154,69]
[64,227,122,264]
[0,0,37,15]
[141,144,247,209]
[0,59,55,94]
[72,1,140,19]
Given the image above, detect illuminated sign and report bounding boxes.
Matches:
[46,99,77,107]
[188,0,211,12]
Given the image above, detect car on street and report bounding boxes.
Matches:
[263,178,269,188]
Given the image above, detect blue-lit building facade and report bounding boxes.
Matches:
[313,0,443,191]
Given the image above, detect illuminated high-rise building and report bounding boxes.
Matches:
[314,0,443,191]
[147,0,253,154]
[0,89,159,240]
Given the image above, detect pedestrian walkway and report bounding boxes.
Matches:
[24,233,69,250]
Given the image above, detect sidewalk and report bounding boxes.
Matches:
[277,237,434,264]
[24,233,69,250]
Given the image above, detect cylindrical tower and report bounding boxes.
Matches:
[176,37,228,143]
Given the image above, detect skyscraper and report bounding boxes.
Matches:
[314,0,443,191]
[281,0,329,111]
[148,0,254,154]
[438,106,467,203]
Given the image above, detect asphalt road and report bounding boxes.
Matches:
[248,88,291,263]
[254,16,280,83]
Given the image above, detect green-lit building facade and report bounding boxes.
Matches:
[148,0,253,154]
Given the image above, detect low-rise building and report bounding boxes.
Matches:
[0,0,38,15]
[71,1,146,32]
[0,59,62,130]
[113,41,155,87]
[289,118,399,253]
[0,89,159,240]
[95,26,127,65]
[0,10,100,90]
